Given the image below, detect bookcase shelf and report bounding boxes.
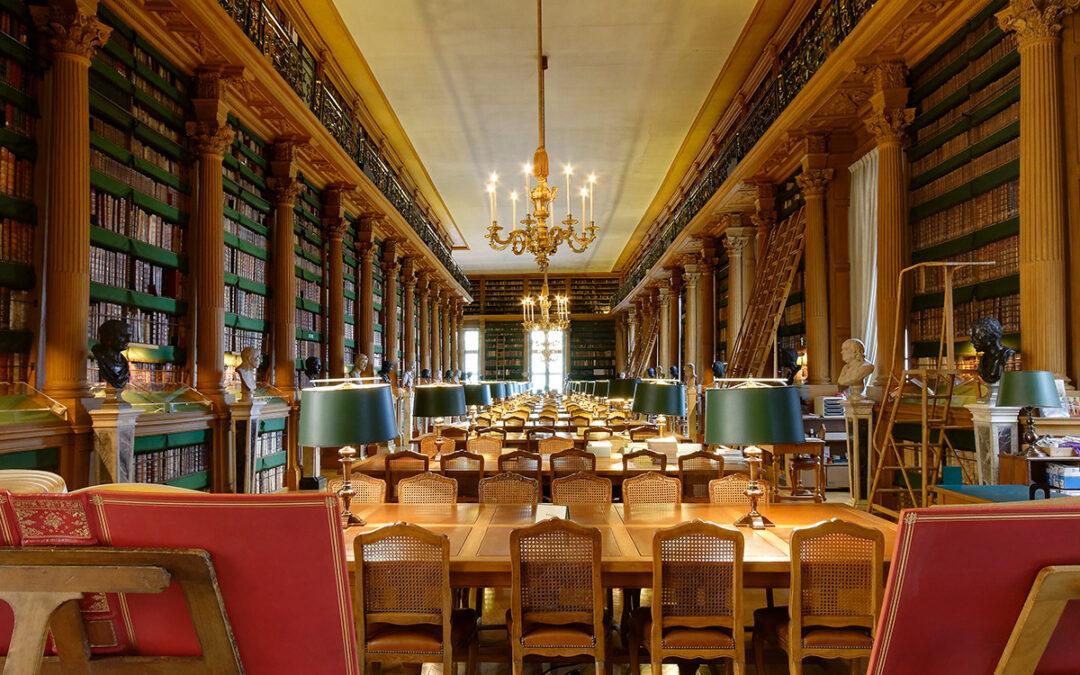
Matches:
[568,320,615,380]
[253,416,286,494]
[777,171,806,357]
[715,250,729,362]
[293,175,324,372]
[133,428,211,491]
[468,275,620,317]
[372,238,384,369]
[482,321,525,380]
[343,215,357,367]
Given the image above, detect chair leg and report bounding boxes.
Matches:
[732,655,745,675]
[652,659,662,675]
[628,631,640,674]
[765,588,775,608]
[467,639,478,675]
[752,627,766,675]
[787,654,802,675]
[848,656,862,675]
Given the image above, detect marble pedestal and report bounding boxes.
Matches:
[965,403,1022,485]
[89,401,141,484]
[228,398,265,493]
[843,398,874,508]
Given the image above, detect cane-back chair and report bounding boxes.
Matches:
[466,436,502,454]
[629,424,660,441]
[440,451,484,502]
[384,450,430,502]
[326,472,387,504]
[622,472,682,505]
[479,472,540,505]
[397,471,458,504]
[708,475,773,505]
[623,449,667,480]
[679,451,725,503]
[498,451,543,484]
[551,472,612,505]
[537,436,573,455]
[549,449,596,482]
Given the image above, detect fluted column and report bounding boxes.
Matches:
[682,257,701,380]
[657,283,672,373]
[724,223,756,350]
[998,0,1076,377]
[357,231,376,376]
[666,273,682,374]
[698,239,716,384]
[381,240,400,367]
[402,258,417,371]
[863,62,914,381]
[323,187,347,378]
[441,293,452,376]
[33,4,109,403]
[450,299,460,373]
[268,143,303,392]
[797,166,834,385]
[626,306,637,362]
[431,286,443,379]
[418,272,431,374]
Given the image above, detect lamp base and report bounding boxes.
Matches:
[340,510,366,528]
[734,509,775,529]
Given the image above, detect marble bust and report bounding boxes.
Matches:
[838,338,875,400]
[970,317,1014,385]
[91,319,131,396]
[379,360,395,385]
[237,346,259,400]
[355,353,369,378]
[303,356,323,386]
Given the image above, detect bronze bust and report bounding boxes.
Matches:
[970,317,1014,384]
[91,319,131,391]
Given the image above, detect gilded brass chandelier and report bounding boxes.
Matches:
[484,0,598,273]
[521,273,569,333]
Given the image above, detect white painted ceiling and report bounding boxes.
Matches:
[331,0,756,274]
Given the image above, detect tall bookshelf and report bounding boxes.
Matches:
[222,115,271,384]
[293,175,324,376]
[715,249,730,362]
[907,0,1020,367]
[569,319,616,380]
[252,417,286,493]
[133,429,210,490]
[343,213,358,370]
[482,321,525,380]
[569,277,618,314]
[0,0,37,383]
[88,8,191,388]
[468,275,620,316]
[481,277,524,315]
[776,172,806,358]
[371,239,384,370]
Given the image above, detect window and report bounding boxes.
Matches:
[463,328,480,382]
[530,329,564,393]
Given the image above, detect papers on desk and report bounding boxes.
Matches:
[534,504,569,522]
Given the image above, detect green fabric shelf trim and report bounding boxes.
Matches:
[0,194,35,224]
[122,343,181,364]
[132,60,185,106]
[911,122,1018,189]
[223,206,269,237]
[911,274,1019,311]
[293,246,321,266]
[223,273,268,296]
[296,329,322,342]
[254,451,287,473]
[911,0,1006,80]
[0,129,35,161]
[299,188,321,210]
[89,282,185,315]
[0,31,35,68]
[223,231,269,261]
[91,226,185,270]
[911,217,1019,264]
[911,25,1008,101]
[344,317,355,326]
[909,84,1019,161]
[165,470,209,490]
[344,290,356,300]
[239,188,271,213]
[911,332,1019,359]
[133,155,187,192]
[222,175,241,197]
[224,312,266,332]
[910,159,1019,222]
[259,417,287,433]
[0,262,34,290]
[777,323,806,338]
[236,162,267,190]
[132,123,186,162]
[236,141,268,169]
[294,204,321,226]
[294,266,321,283]
[134,427,212,453]
[131,89,184,132]
[913,52,1019,132]
[90,170,187,224]
[295,297,321,313]
[0,448,59,471]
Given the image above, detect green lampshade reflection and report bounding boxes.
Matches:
[704,386,804,445]
[997,371,1061,408]
[463,383,493,406]
[632,381,686,416]
[608,379,639,400]
[298,383,399,446]
[413,384,467,418]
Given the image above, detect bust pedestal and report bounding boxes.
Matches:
[88,398,141,484]
[843,398,875,508]
[965,402,1022,485]
[228,398,265,493]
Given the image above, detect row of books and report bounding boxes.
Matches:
[0,218,32,265]
[295,338,321,361]
[297,278,321,304]
[91,148,188,211]
[90,246,183,298]
[296,307,321,333]
[0,9,31,48]
[224,327,265,354]
[223,165,263,198]
[227,220,267,250]
[912,179,1018,251]
[909,293,1020,343]
[128,361,183,386]
[915,235,1020,293]
[344,321,355,343]
[911,137,1018,206]
[1,102,34,138]
[0,146,31,201]
[0,287,29,331]
[568,359,613,368]
[568,349,614,359]
[913,10,1000,89]
[96,51,184,120]
[0,352,29,382]
[0,55,33,95]
[916,66,1018,144]
[916,31,1018,113]
[102,27,189,98]
[232,126,265,165]
[295,252,320,279]
[780,301,805,327]
[911,101,1019,177]
[88,301,181,347]
[92,190,184,252]
[255,429,284,460]
[225,247,267,285]
[224,285,265,318]
[134,443,207,484]
[224,194,268,225]
[254,464,285,493]
[92,117,186,178]
[131,101,181,144]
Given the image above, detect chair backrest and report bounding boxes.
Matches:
[479,472,540,504]
[678,451,725,503]
[476,414,493,426]
[466,436,502,454]
[355,523,452,667]
[537,436,574,455]
[789,519,884,643]
[623,449,667,479]
[526,425,556,439]
[583,426,613,441]
[397,471,458,504]
[551,472,612,505]
[442,426,468,439]
[0,469,67,494]
[503,417,525,431]
[550,449,596,481]
[629,425,660,441]
[537,414,557,425]
[605,420,627,432]
[439,451,484,502]
[650,520,743,650]
[498,451,543,483]
[419,435,454,458]
[326,472,387,503]
[509,519,604,653]
[384,451,430,501]
[569,415,591,428]
[475,426,507,440]
[622,472,682,504]
[708,474,772,505]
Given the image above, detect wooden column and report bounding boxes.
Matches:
[626,306,637,367]
[381,240,400,368]
[614,313,627,376]
[322,187,347,378]
[998,1,1076,378]
[752,183,778,265]
[402,258,416,372]
[666,272,682,375]
[450,299,460,374]
[863,62,914,381]
[657,282,672,373]
[698,238,717,384]
[357,225,376,376]
[682,257,701,381]
[431,286,443,379]
[724,221,756,351]
[267,142,303,393]
[797,157,834,386]
[33,3,109,404]
[418,272,430,374]
[441,293,452,377]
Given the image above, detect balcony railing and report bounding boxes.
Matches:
[216,0,470,293]
[612,0,875,306]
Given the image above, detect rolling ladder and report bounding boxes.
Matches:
[627,309,661,378]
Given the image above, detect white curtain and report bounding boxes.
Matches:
[848,149,879,367]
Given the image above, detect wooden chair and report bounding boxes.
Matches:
[397,472,458,504]
[475,414,493,426]
[605,420,627,432]
[623,449,667,480]
[466,436,502,454]
[354,522,479,675]
[503,417,526,431]
[679,451,725,503]
[537,436,574,456]
[752,519,884,675]
[419,435,454,458]
[0,469,67,493]
[551,472,612,504]
[708,474,773,505]
[537,414,558,425]
[569,414,591,430]
[528,426,558,453]
[629,424,660,441]
[443,426,468,440]
[498,450,543,484]
[326,472,387,503]
[508,519,609,675]
[583,425,614,441]
[628,520,745,675]
[550,448,596,482]
[622,472,681,504]
[475,425,507,440]
[479,472,540,504]
[384,450,430,502]
[440,451,484,502]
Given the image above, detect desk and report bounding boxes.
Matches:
[344,502,895,588]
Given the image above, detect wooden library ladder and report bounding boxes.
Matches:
[627,309,661,378]
[727,207,807,378]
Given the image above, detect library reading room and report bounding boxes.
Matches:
[0,0,1078,671]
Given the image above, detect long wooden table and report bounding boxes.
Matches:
[343,502,896,588]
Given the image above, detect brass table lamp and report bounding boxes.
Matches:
[997,370,1061,457]
[463,383,493,434]
[631,380,686,437]
[413,384,468,456]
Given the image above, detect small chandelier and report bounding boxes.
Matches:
[522,274,569,332]
[484,0,598,273]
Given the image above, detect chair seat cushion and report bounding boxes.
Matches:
[366,608,478,654]
[629,607,735,650]
[753,607,872,650]
[506,609,611,648]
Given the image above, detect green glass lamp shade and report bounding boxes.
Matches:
[298,383,399,446]
[489,381,507,400]
[632,381,687,416]
[594,380,610,398]
[413,384,467,418]
[463,383,493,407]
[704,386,805,446]
[997,370,1061,409]
[608,378,639,400]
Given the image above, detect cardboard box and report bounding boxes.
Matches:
[1046,462,1080,489]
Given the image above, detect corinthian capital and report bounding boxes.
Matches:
[997,0,1080,42]
[31,6,110,60]
[266,177,302,205]
[864,108,916,146]
[186,121,234,156]
[795,168,835,197]
[857,61,909,92]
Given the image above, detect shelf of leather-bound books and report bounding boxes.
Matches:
[132,426,211,490]
[293,177,324,371]
[568,277,619,314]
[778,171,804,221]
[568,320,615,380]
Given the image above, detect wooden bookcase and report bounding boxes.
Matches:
[343,214,358,368]
[715,249,730,362]
[371,239,384,370]
[569,319,615,380]
[569,277,618,314]
[133,427,211,490]
[252,415,287,493]
[907,0,1020,367]
[293,175,324,375]
[776,171,806,358]
[482,321,525,380]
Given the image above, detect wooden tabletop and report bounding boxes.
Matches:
[343,502,896,588]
